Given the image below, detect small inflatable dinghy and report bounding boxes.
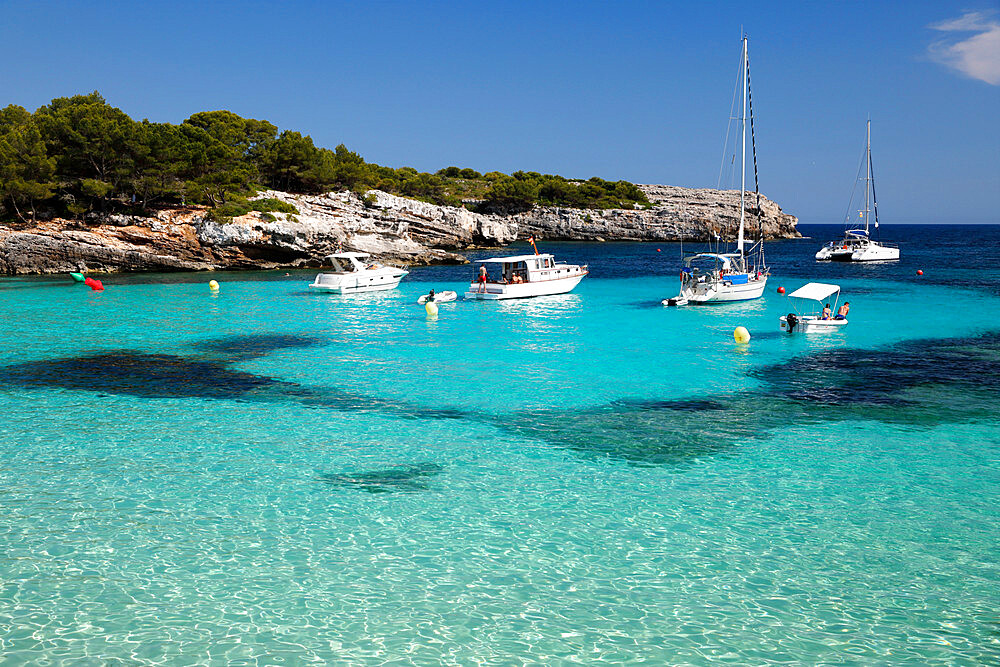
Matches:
[417,291,457,305]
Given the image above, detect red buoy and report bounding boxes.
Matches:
[656,248,661,252]
[917,269,923,276]
[777,286,786,294]
[84,277,104,291]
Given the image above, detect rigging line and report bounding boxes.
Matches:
[746,45,761,240]
[843,142,866,226]
[869,137,880,238]
[717,56,744,189]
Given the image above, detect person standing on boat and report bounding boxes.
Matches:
[477,265,488,293]
[836,302,850,320]
[427,289,435,302]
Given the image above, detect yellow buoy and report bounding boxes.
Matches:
[425,301,438,317]
[733,326,751,344]
[209,280,219,291]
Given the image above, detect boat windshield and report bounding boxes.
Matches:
[330,257,359,272]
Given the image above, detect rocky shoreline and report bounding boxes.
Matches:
[0,184,798,275]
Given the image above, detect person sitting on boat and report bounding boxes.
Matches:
[835,302,850,320]
[477,266,489,293]
[822,304,832,319]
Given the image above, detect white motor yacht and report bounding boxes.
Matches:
[309,253,408,294]
[464,252,587,300]
[817,120,899,262]
[779,282,849,333]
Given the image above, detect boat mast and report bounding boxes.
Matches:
[738,36,747,257]
[864,118,871,234]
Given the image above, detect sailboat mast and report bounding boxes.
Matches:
[738,36,747,256]
[864,118,871,234]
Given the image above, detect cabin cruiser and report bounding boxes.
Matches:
[779,282,848,333]
[308,252,408,294]
[464,253,587,300]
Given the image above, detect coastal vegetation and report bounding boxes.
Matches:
[0,93,649,223]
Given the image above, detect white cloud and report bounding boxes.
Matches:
[928,10,1000,85]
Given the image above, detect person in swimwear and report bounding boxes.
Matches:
[835,301,850,320]
[822,304,832,319]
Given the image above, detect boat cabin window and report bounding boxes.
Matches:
[500,261,528,283]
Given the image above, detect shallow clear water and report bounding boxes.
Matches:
[1,225,998,664]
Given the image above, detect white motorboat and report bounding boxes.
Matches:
[464,252,587,301]
[308,253,408,294]
[817,120,899,262]
[779,282,849,333]
[417,290,457,304]
[668,35,768,306]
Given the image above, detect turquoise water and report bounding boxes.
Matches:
[1,225,999,664]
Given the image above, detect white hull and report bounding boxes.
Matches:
[309,270,407,294]
[417,291,458,304]
[465,273,585,300]
[679,276,767,304]
[780,315,848,333]
[830,243,899,262]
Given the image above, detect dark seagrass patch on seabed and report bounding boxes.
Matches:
[319,463,445,493]
[509,332,1000,466]
[0,352,283,399]
[199,334,328,361]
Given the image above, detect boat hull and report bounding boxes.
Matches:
[464,273,585,300]
[309,271,407,294]
[830,244,900,262]
[678,276,768,304]
[780,315,848,332]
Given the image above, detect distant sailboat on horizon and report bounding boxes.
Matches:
[816,119,900,262]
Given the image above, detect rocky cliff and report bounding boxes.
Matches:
[0,185,798,275]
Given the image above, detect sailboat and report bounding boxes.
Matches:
[816,120,899,262]
[667,35,768,306]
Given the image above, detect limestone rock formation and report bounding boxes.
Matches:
[0,185,798,275]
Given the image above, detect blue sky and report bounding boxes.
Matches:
[2,0,998,223]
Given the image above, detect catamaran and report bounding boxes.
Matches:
[464,238,587,300]
[816,120,899,262]
[667,36,768,306]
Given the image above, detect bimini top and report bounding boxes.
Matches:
[845,229,869,238]
[325,252,370,259]
[788,282,841,302]
[475,253,553,264]
[683,253,737,270]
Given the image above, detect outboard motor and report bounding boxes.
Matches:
[786,313,798,333]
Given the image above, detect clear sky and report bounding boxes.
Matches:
[2,0,998,223]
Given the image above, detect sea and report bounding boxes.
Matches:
[1,224,998,665]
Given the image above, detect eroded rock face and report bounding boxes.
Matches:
[511,185,799,242]
[0,185,798,275]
